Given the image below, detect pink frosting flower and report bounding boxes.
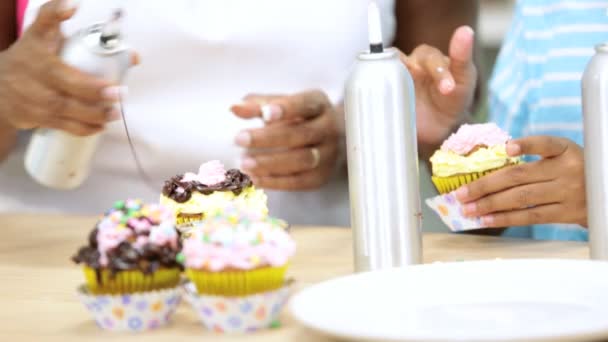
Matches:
[182,160,227,185]
[440,123,511,155]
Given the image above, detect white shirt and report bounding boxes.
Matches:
[0,0,396,226]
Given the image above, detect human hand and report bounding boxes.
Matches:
[454,136,587,228]
[0,0,135,136]
[400,26,477,150]
[231,90,340,190]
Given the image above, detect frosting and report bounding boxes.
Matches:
[72,199,182,280]
[182,160,227,185]
[162,168,253,203]
[430,145,520,177]
[441,123,511,155]
[181,206,295,272]
[160,184,268,218]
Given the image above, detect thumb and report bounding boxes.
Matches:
[29,0,79,37]
[448,25,475,81]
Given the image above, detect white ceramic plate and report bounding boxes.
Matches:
[290,259,608,342]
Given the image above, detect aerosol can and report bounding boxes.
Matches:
[24,10,131,189]
[344,2,422,272]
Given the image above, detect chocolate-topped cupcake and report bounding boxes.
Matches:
[73,199,182,295]
[160,160,268,229]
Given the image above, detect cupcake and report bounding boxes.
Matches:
[180,204,295,297]
[160,160,268,229]
[430,123,520,194]
[72,199,183,295]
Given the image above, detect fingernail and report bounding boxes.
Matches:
[60,0,80,12]
[261,104,283,122]
[481,215,494,226]
[439,79,455,93]
[436,66,445,74]
[506,142,521,156]
[241,157,257,170]
[235,131,252,147]
[102,86,128,101]
[463,25,475,37]
[454,187,468,201]
[463,203,477,216]
[107,108,121,121]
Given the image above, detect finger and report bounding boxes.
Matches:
[131,52,141,66]
[481,204,563,228]
[60,99,119,125]
[255,90,331,123]
[462,181,563,217]
[29,0,78,37]
[251,167,333,191]
[231,101,265,119]
[455,161,554,203]
[45,117,104,136]
[46,62,113,103]
[235,114,329,149]
[241,142,336,176]
[419,46,455,94]
[448,25,475,78]
[507,135,570,158]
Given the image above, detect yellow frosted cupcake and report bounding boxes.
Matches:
[430,123,520,194]
[72,199,183,295]
[180,204,295,297]
[160,160,268,229]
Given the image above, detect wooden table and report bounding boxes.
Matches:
[0,214,589,341]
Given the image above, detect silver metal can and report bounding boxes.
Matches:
[24,20,130,190]
[344,47,423,272]
[582,43,608,260]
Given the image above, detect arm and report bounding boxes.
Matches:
[0,0,18,162]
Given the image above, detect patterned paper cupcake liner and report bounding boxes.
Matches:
[77,284,182,332]
[425,192,484,232]
[183,281,291,333]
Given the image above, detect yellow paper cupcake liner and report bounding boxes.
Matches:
[83,267,182,295]
[185,265,288,297]
[176,213,205,226]
[432,170,496,194]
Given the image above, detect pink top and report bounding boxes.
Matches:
[440,123,511,156]
[17,0,28,35]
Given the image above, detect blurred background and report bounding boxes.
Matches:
[421,0,515,232]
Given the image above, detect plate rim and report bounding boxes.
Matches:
[289,258,608,342]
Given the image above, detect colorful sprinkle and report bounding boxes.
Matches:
[176,252,185,264]
[269,320,281,329]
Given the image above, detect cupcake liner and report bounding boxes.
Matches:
[83,267,181,295]
[183,281,291,333]
[176,213,205,228]
[431,169,496,194]
[185,265,288,296]
[425,192,485,232]
[77,284,182,332]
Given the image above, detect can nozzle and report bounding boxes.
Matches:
[100,9,123,48]
[368,2,383,53]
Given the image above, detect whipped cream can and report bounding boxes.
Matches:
[344,3,422,271]
[24,14,130,190]
[582,43,608,259]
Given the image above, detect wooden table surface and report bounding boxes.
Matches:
[0,214,589,341]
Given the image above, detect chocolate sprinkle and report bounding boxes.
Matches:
[72,210,183,284]
[161,169,253,203]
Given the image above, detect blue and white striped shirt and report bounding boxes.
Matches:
[488,0,608,241]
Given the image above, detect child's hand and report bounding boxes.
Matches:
[454,136,587,228]
[400,26,477,150]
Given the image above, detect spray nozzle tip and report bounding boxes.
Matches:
[367,2,383,53]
